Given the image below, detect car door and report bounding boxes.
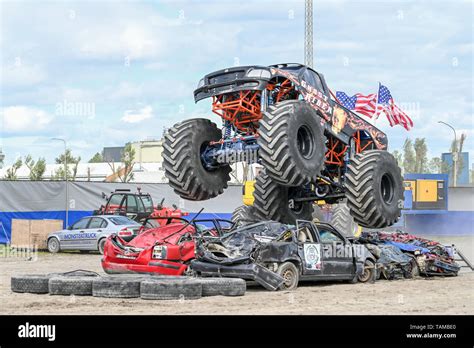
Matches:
[85,217,106,250]
[317,225,354,277]
[296,222,323,277]
[62,217,91,250]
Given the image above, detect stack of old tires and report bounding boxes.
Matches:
[11,272,246,300]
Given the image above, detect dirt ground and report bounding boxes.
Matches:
[1,252,473,315]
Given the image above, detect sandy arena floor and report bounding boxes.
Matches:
[1,252,473,315]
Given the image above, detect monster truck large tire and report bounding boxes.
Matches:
[163,118,231,201]
[11,274,60,294]
[140,279,202,300]
[252,172,313,224]
[330,201,359,236]
[258,100,326,186]
[231,205,260,227]
[345,150,403,228]
[92,277,142,298]
[199,277,246,296]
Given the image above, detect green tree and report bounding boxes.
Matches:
[402,138,416,173]
[391,150,403,169]
[119,143,135,182]
[428,157,442,174]
[414,138,429,173]
[106,143,135,183]
[4,158,23,180]
[54,149,81,180]
[25,155,46,180]
[88,152,104,163]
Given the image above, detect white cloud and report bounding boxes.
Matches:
[121,105,153,123]
[1,63,47,87]
[1,106,53,132]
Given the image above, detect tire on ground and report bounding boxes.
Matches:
[330,201,359,236]
[163,118,231,201]
[47,237,60,253]
[231,205,260,227]
[252,172,313,224]
[277,262,299,291]
[199,277,246,296]
[345,150,403,228]
[258,100,326,186]
[140,279,202,300]
[11,274,60,294]
[358,260,375,283]
[49,276,96,296]
[92,277,142,298]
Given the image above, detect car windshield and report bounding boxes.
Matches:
[141,195,154,213]
[108,216,139,226]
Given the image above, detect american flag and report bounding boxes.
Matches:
[376,83,413,130]
[335,91,377,118]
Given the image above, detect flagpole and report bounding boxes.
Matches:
[373,82,380,126]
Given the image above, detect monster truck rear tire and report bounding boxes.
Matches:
[258,100,326,186]
[252,172,313,224]
[345,150,403,228]
[199,277,246,296]
[92,277,142,298]
[140,279,202,300]
[330,201,359,236]
[163,118,231,201]
[231,205,260,227]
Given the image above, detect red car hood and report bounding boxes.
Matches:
[126,223,195,248]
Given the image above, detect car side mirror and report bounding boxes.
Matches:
[67,226,73,230]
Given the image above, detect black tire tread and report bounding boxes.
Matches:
[199,277,246,296]
[345,150,403,228]
[163,118,231,201]
[258,100,326,186]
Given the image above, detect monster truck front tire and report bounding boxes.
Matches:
[252,172,313,224]
[345,150,403,228]
[163,118,231,201]
[258,100,326,186]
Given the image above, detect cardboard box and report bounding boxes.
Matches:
[11,219,63,250]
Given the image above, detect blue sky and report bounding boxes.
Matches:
[0,0,472,166]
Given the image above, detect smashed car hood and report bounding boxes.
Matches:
[199,221,292,263]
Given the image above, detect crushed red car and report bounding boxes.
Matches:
[101,217,234,276]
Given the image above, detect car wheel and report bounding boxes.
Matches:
[277,262,299,290]
[198,278,246,296]
[358,260,375,283]
[98,239,106,255]
[11,274,60,294]
[49,276,98,296]
[140,279,202,300]
[92,277,142,298]
[408,258,420,278]
[47,238,60,253]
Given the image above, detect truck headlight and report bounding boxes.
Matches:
[197,78,205,88]
[246,68,271,79]
[152,245,167,259]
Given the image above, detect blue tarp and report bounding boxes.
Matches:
[384,240,430,254]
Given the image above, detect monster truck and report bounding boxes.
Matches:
[163,63,403,228]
